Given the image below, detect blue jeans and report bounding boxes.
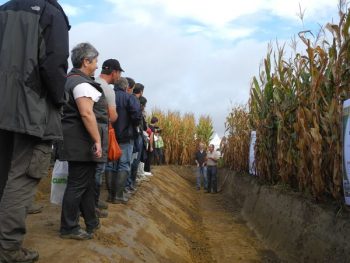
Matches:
[128,135,143,187]
[106,141,134,173]
[196,166,207,189]
[207,166,217,193]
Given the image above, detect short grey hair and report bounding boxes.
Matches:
[115,77,129,91]
[71,42,99,68]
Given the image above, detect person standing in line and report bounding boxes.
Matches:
[153,127,165,165]
[94,59,122,218]
[195,142,207,191]
[106,77,141,204]
[59,43,104,240]
[144,117,158,175]
[126,84,143,193]
[206,144,220,194]
[134,95,151,183]
[134,83,145,96]
[0,0,69,262]
[126,77,135,94]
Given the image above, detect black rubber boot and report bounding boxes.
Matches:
[130,163,138,188]
[113,171,129,204]
[105,170,114,203]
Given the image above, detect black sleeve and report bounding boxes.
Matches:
[39,4,69,108]
[127,95,142,126]
[142,117,148,131]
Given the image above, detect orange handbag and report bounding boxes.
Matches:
[108,123,122,161]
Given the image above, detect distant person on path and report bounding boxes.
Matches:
[94,59,122,218]
[206,144,220,193]
[0,0,69,262]
[60,43,104,240]
[195,143,207,191]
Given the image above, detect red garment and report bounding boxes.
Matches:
[146,127,152,136]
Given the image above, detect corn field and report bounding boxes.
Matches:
[224,105,250,173]
[225,3,350,201]
[150,109,213,165]
[196,116,214,146]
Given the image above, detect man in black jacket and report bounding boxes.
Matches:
[105,77,142,204]
[0,0,69,262]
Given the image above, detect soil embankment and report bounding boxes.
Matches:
[214,168,350,263]
[26,166,278,263]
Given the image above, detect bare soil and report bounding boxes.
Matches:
[25,166,279,263]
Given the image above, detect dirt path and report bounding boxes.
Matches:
[24,166,279,263]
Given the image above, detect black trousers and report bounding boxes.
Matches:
[207,166,218,193]
[154,148,164,165]
[0,130,14,201]
[144,150,153,172]
[60,161,98,234]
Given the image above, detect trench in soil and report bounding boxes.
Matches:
[26,166,280,263]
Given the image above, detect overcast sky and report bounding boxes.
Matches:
[1,0,341,136]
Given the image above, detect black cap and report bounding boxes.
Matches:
[102,59,124,72]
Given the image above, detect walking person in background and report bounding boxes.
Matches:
[206,144,220,194]
[195,143,207,191]
[0,0,69,262]
[59,43,104,240]
[94,59,122,218]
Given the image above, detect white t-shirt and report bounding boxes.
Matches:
[73,83,101,102]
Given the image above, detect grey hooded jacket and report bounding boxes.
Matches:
[0,0,70,140]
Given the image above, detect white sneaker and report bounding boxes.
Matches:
[144,172,153,177]
[137,162,145,176]
[137,171,145,177]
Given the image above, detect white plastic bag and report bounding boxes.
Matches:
[50,160,68,205]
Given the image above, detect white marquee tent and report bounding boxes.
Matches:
[210,133,221,150]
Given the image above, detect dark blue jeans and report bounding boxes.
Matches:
[207,166,217,193]
[196,166,207,189]
[128,135,142,187]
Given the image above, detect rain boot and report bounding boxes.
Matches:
[113,171,129,204]
[105,170,114,203]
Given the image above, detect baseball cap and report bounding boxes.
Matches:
[102,59,124,72]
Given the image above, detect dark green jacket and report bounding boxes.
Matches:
[0,0,70,140]
[60,69,108,162]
